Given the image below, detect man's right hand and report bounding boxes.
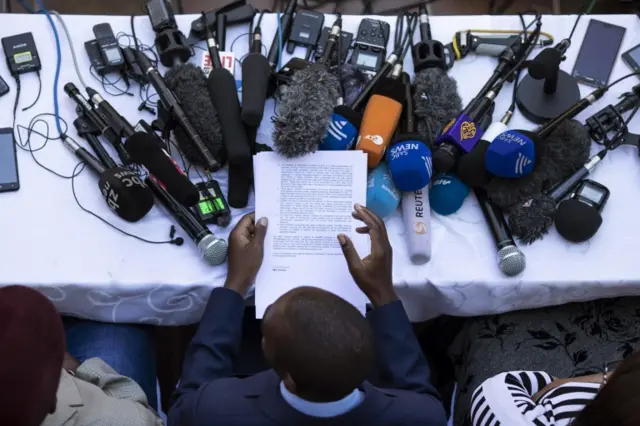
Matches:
[338,204,398,308]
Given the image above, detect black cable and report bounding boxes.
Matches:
[89,65,134,97]
[21,71,41,112]
[607,71,640,89]
[394,13,404,53]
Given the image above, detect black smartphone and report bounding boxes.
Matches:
[621,43,640,76]
[572,19,626,88]
[0,128,19,192]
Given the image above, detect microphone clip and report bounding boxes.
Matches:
[586,104,629,150]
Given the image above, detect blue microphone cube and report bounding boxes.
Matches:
[387,135,433,192]
[320,106,361,151]
[366,162,401,219]
[485,130,536,178]
[429,173,470,216]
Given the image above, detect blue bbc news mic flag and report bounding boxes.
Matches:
[485,130,536,178]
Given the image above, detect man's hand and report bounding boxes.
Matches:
[63,352,80,373]
[225,212,268,296]
[338,204,398,308]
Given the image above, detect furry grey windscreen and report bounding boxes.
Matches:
[484,119,591,210]
[413,68,463,149]
[164,63,226,166]
[273,66,341,158]
[198,234,228,266]
[508,193,557,244]
[498,245,526,276]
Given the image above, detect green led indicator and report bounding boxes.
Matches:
[199,201,215,214]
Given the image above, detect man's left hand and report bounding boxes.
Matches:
[224,213,268,296]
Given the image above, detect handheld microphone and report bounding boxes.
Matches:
[366,162,401,219]
[402,185,431,265]
[429,173,470,216]
[61,137,154,222]
[241,24,270,127]
[135,50,220,171]
[555,179,610,243]
[72,114,118,170]
[356,76,405,168]
[146,176,228,265]
[508,149,608,244]
[475,188,526,277]
[206,28,253,208]
[267,0,296,69]
[65,83,131,165]
[387,72,433,192]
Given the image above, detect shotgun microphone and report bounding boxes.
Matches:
[241,24,270,127]
[267,0,296,69]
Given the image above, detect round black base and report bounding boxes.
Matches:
[516,71,581,124]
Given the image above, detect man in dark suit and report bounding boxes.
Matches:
[169,204,448,426]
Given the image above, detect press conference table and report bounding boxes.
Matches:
[1,12,640,325]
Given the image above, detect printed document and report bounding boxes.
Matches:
[253,151,370,318]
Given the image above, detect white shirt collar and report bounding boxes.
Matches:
[279,381,364,418]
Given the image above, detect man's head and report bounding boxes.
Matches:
[0,286,65,426]
[262,286,375,402]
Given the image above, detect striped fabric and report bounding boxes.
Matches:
[471,371,599,426]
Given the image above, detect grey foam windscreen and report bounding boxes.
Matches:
[164,63,225,166]
[273,66,341,158]
[413,68,462,149]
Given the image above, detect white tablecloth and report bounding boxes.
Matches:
[1,12,639,325]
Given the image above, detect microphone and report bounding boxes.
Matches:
[402,185,432,265]
[429,173,470,216]
[72,114,118,170]
[484,129,536,178]
[61,137,154,222]
[555,179,610,243]
[135,50,221,171]
[387,72,433,192]
[356,76,405,168]
[508,149,607,244]
[146,176,228,265]
[241,24,270,127]
[456,120,508,187]
[164,62,225,168]
[366,162,401,219]
[206,27,253,208]
[267,0,296,70]
[125,132,200,207]
[64,83,131,165]
[475,188,526,277]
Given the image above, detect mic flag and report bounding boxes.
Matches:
[319,105,361,151]
[98,167,154,222]
[429,173,469,216]
[356,77,405,169]
[387,134,433,192]
[366,162,401,219]
[241,53,271,127]
[457,121,508,188]
[485,130,536,178]
[436,113,484,154]
[125,132,200,207]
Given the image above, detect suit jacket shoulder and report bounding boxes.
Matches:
[42,369,163,426]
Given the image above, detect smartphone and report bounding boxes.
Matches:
[0,128,19,192]
[621,43,640,76]
[572,19,626,88]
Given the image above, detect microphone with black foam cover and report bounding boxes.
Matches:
[429,173,470,216]
[207,55,253,208]
[366,162,401,219]
[508,149,607,244]
[555,179,610,243]
[61,137,154,222]
[164,63,225,167]
[241,25,270,127]
[457,121,508,187]
[475,187,526,277]
[273,65,341,158]
[125,132,199,207]
[147,176,228,266]
[356,77,405,169]
[402,185,432,265]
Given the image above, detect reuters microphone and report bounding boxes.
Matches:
[402,186,431,265]
[356,76,405,168]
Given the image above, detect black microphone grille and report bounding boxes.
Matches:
[98,167,155,222]
[555,199,602,243]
